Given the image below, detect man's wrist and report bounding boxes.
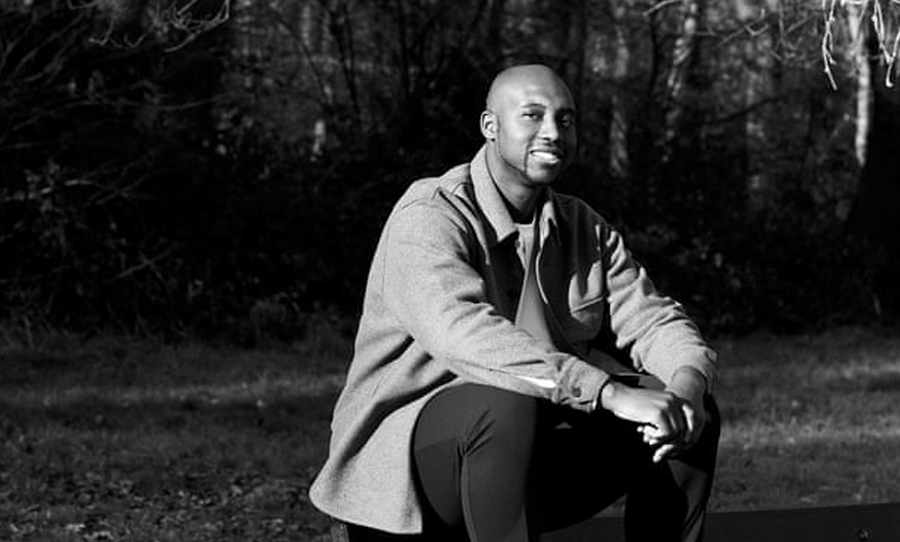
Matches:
[594,377,620,411]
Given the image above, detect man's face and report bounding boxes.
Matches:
[485,72,577,188]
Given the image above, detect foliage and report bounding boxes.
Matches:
[1,0,899,337]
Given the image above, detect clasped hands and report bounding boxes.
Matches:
[599,367,708,463]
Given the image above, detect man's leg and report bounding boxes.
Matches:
[623,396,721,542]
[411,384,640,541]
[529,396,720,541]
[412,384,720,542]
[526,405,641,533]
[412,384,538,542]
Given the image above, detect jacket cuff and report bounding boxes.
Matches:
[558,359,611,413]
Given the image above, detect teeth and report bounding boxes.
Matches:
[532,150,560,162]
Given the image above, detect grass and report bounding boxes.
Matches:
[1,325,899,541]
[713,326,900,510]
[0,327,348,542]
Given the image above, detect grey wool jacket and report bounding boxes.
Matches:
[309,146,718,534]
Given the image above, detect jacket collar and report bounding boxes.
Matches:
[470,145,560,248]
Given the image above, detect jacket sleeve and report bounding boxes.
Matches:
[379,198,609,412]
[600,223,718,390]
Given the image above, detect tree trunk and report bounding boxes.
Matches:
[563,0,588,107]
[660,0,703,166]
[850,60,900,243]
[485,0,507,65]
[608,0,630,182]
[846,5,900,318]
[848,2,873,168]
[744,14,775,212]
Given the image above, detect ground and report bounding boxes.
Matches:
[1,325,898,541]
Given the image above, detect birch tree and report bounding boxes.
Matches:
[660,0,705,166]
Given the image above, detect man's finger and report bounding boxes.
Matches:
[640,424,681,447]
[653,443,678,463]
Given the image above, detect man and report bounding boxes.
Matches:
[310,64,719,542]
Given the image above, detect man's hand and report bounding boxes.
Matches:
[599,367,708,463]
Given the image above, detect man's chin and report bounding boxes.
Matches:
[527,166,565,185]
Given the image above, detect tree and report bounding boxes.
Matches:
[658,0,705,166]
[4,0,900,334]
[606,0,632,182]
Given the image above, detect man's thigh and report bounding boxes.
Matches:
[533,395,721,535]
[529,404,650,532]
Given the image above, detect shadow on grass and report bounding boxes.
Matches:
[0,385,342,542]
[1,390,338,434]
[715,434,900,510]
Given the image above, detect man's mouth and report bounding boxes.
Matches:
[529,148,564,165]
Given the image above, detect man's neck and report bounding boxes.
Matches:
[506,194,539,224]
[485,153,542,224]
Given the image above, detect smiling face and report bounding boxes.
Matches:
[481,65,577,205]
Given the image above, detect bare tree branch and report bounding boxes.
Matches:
[65,0,231,51]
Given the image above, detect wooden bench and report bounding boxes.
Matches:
[544,503,900,542]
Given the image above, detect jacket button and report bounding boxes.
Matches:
[572,386,582,398]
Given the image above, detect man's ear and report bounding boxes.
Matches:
[480,111,497,140]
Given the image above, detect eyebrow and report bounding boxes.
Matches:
[520,103,577,115]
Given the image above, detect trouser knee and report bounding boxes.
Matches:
[415,384,538,454]
[412,384,540,532]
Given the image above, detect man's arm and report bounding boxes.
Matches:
[595,222,716,460]
[600,223,717,393]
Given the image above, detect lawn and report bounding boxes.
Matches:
[1,325,899,541]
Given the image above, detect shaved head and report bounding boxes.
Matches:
[485,64,574,114]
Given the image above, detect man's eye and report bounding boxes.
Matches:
[523,112,541,120]
[559,116,575,127]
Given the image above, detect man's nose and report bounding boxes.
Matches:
[538,117,560,141]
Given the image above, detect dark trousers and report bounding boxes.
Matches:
[404,383,720,542]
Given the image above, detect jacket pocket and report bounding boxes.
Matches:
[563,295,606,344]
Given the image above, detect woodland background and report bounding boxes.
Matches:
[3,2,900,540]
[2,0,900,339]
